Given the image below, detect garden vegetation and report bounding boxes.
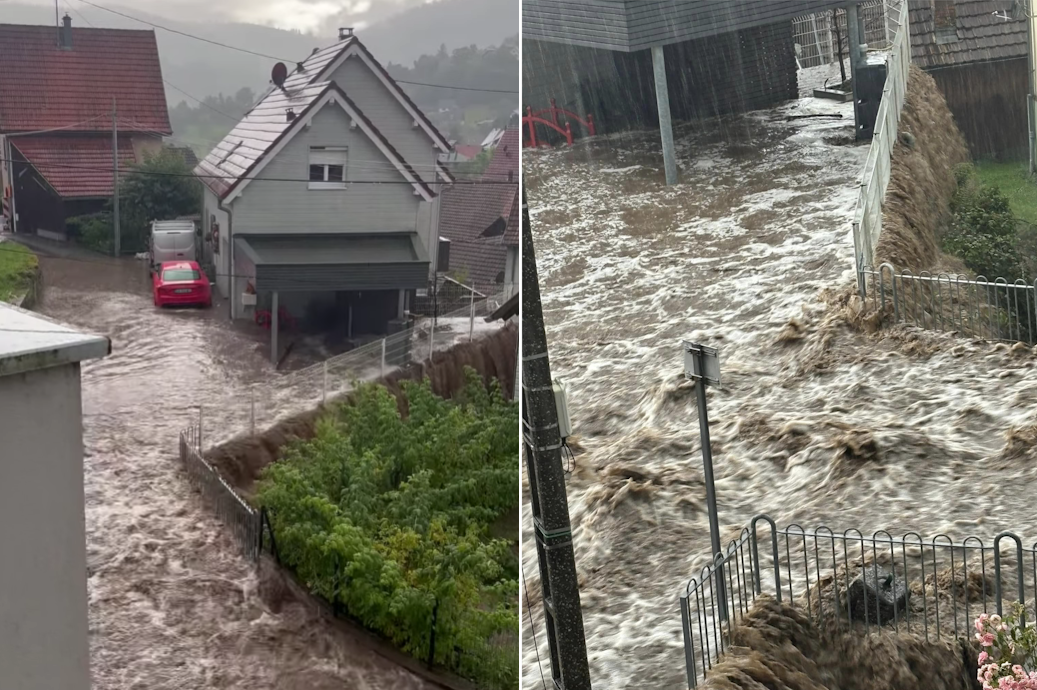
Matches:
[256,370,518,690]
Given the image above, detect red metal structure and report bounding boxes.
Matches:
[522,99,596,148]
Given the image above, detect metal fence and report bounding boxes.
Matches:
[413,279,517,317]
[179,424,260,560]
[792,0,894,69]
[861,263,1037,344]
[851,0,911,285]
[679,515,1037,688]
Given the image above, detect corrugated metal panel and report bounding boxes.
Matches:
[231,104,423,234]
[524,0,848,50]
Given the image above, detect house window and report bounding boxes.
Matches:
[309,147,347,189]
[933,1,958,44]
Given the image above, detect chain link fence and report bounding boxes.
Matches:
[793,0,895,69]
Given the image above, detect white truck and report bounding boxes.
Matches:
[149,220,196,273]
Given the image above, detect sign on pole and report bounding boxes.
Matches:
[682,340,727,620]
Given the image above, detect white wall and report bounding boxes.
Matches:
[203,187,230,299]
[0,363,90,690]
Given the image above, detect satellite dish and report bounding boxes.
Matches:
[272,62,288,88]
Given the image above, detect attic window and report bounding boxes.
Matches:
[933,0,958,44]
[309,147,347,189]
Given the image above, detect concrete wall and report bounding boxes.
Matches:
[0,362,90,690]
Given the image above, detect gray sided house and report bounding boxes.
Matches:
[197,30,454,358]
[523,0,851,183]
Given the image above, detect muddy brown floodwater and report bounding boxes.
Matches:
[34,251,431,689]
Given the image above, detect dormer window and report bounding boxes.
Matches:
[933,0,958,44]
[309,147,347,189]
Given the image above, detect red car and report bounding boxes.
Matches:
[153,260,212,308]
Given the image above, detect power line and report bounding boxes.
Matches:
[75,0,518,95]
[0,157,516,186]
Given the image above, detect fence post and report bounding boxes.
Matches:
[250,385,256,436]
[381,338,387,377]
[679,593,698,688]
[469,288,476,341]
[323,360,328,405]
[198,405,203,453]
[427,599,439,668]
[428,315,435,362]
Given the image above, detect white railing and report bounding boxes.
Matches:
[852,0,911,292]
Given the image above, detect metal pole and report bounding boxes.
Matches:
[846,3,862,139]
[522,188,592,690]
[112,98,120,257]
[428,314,435,362]
[468,286,475,341]
[381,337,387,377]
[322,360,328,404]
[651,45,678,186]
[1027,0,1036,175]
[692,354,727,621]
[271,291,279,366]
[198,405,203,453]
[250,385,255,435]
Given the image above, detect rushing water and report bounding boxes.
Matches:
[522,96,1037,689]
[31,250,431,689]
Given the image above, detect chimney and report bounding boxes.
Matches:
[286,108,296,123]
[339,27,354,40]
[59,13,72,50]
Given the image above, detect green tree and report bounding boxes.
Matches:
[116,148,203,253]
[943,166,1021,280]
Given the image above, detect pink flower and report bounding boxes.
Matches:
[991,614,1002,625]
[1015,666,1026,677]
[982,633,997,646]
[981,652,990,664]
[980,618,990,632]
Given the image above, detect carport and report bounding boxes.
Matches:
[234,233,430,363]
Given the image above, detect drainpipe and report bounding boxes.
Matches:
[218,198,234,319]
[1027,0,1036,175]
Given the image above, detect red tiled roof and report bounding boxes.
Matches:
[0,23,171,134]
[12,136,135,198]
[454,144,483,159]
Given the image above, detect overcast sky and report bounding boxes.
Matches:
[19,0,436,33]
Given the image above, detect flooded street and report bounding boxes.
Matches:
[33,249,431,689]
[523,96,1037,689]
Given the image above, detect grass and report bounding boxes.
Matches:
[975,160,1037,224]
[0,242,38,303]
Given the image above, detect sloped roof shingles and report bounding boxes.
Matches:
[909,0,1027,69]
[13,136,135,198]
[0,23,171,134]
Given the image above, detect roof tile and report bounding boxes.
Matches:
[13,135,135,198]
[0,23,170,134]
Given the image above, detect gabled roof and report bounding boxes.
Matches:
[0,23,170,134]
[909,0,1027,69]
[195,82,435,202]
[262,34,451,155]
[12,136,135,198]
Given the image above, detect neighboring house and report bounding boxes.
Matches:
[909,0,1028,159]
[439,126,519,294]
[0,16,170,240]
[196,28,454,361]
[0,303,110,690]
[440,143,484,164]
[523,1,850,180]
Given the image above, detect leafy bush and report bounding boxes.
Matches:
[256,370,518,690]
[943,165,1021,280]
[67,213,114,255]
[116,148,202,253]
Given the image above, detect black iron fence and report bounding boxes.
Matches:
[680,514,1037,688]
[861,263,1037,344]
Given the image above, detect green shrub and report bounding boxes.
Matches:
[67,213,114,255]
[943,166,1021,279]
[256,370,518,690]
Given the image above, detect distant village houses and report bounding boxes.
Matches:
[0,15,171,240]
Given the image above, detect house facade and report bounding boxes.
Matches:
[197,30,454,359]
[0,16,170,240]
[0,303,110,690]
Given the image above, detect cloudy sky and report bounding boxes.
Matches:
[18,0,436,33]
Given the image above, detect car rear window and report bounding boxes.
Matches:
[163,269,201,282]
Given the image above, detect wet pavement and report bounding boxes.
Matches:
[25,244,432,689]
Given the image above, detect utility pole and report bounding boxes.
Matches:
[522,188,592,690]
[112,98,120,257]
